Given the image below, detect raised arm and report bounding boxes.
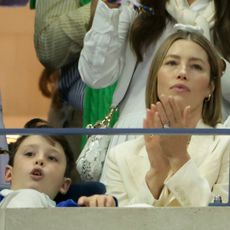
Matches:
[79,0,136,88]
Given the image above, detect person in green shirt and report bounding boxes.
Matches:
[33,0,117,176]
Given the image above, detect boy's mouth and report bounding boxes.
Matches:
[30,168,44,180]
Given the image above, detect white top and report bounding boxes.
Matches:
[100,121,230,206]
[79,0,230,147]
[0,189,56,208]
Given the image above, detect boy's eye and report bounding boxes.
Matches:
[48,156,58,162]
[24,151,35,157]
[165,60,177,66]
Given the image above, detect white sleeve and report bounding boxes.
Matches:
[79,0,135,88]
[164,160,211,206]
[164,136,230,206]
[0,189,56,208]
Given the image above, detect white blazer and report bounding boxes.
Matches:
[101,121,230,207]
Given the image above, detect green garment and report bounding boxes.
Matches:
[83,84,118,127]
[82,84,118,147]
[80,0,118,146]
[29,0,36,9]
[32,0,118,146]
[80,0,91,6]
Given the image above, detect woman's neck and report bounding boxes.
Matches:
[188,108,203,128]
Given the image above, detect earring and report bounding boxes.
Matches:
[205,94,211,102]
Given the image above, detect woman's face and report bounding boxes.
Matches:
[157,39,212,114]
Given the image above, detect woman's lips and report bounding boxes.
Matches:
[170,84,190,92]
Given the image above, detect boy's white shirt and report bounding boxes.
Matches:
[0,189,56,208]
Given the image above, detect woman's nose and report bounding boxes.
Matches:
[177,66,187,80]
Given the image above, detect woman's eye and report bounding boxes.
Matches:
[191,64,203,70]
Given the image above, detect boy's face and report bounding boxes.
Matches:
[5,135,71,199]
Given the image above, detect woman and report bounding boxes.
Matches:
[79,0,230,148]
[100,30,230,207]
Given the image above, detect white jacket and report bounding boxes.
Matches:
[100,121,230,207]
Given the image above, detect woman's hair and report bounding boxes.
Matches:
[145,31,224,127]
[8,118,75,178]
[130,0,230,62]
[213,0,230,62]
[129,0,168,62]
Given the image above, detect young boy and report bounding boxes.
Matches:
[0,119,116,208]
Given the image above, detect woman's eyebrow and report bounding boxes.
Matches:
[189,57,206,64]
[165,54,206,64]
[164,54,180,59]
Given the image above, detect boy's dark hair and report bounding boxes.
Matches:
[8,118,75,178]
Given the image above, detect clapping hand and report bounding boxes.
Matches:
[144,95,192,198]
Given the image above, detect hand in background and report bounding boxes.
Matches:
[144,95,192,198]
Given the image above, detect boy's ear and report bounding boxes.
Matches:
[5,165,13,183]
[59,177,72,194]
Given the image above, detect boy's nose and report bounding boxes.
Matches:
[35,159,44,166]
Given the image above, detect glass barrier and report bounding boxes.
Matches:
[1,128,230,207]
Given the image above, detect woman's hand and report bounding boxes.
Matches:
[152,95,192,172]
[144,95,193,198]
[144,104,170,198]
[144,104,170,173]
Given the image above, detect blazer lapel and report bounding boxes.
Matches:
[125,139,150,190]
[188,120,220,166]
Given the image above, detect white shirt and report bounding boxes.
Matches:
[0,189,56,208]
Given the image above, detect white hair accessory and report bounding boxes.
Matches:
[174,23,204,35]
[166,0,214,41]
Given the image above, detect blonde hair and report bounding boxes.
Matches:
[145,31,224,127]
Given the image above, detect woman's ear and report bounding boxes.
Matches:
[209,81,215,95]
[220,58,226,76]
[59,178,72,194]
[5,165,13,183]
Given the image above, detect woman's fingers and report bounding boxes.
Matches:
[158,95,175,127]
[157,95,191,128]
